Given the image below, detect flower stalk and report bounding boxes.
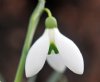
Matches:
[14,0,45,82]
[44,8,52,17]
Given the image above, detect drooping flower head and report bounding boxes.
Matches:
[25,16,84,77]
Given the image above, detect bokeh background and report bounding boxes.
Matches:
[0,0,100,82]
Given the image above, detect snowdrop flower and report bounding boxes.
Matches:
[25,17,84,77]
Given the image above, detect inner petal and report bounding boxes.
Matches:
[48,42,59,55]
[47,54,66,73]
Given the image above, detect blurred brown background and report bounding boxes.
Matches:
[0,0,100,82]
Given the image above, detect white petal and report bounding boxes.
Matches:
[54,28,84,75]
[25,30,50,77]
[47,54,66,73]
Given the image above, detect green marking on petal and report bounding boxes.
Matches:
[48,42,59,55]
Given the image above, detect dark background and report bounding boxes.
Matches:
[0,0,100,82]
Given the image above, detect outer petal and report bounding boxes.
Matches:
[25,30,50,77]
[54,28,84,74]
[47,54,66,73]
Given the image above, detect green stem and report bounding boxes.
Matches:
[14,0,45,82]
[46,71,62,82]
[44,8,52,17]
